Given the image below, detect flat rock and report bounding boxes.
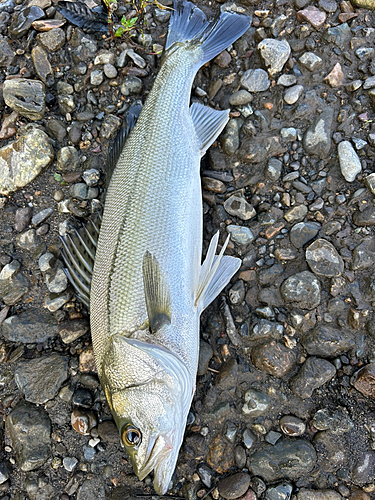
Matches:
[252,341,297,377]
[302,325,354,357]
[0,127,53,195]
[240,68,270,92]
[303,108,333,158]
[3,79,46,120]
[77,477,106,500]
[239,135,286,163]
[8,6,44,38]
[280,271,321,309]
[338,141,362,182]
[58,318,90,344]
[31,45,54,87]
[297,7,327,29]
[353,207,375,226]
[290,222,320,248]
[352,238,375,269]
[248,438,317,482]
[305,239,344,277]
[15,354,69,404]
[1,309,58,343]
[290,357,336,399]
[297,489,343,500]
[351,452,375,486]
[323,23,351,46]
[37,27,65,51]
[5,401,51,471]
[258,38,291,77]
[0,38,15,66]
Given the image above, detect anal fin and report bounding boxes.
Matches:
[142,252,172,334]
[195,232,241,312]
[190,103,229,156]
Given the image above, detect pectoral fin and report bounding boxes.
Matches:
[195,232,241,312]
[60,215,101,309]
[142,251,172,334]
[190,103,229,156]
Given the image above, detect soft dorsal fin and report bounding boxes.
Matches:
[142,251,172,334]
[190,103,229,156]
[195,232,241,313]
[107,101,143,187]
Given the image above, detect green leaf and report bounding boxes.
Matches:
[115,26,124,37]
[54,173,63,182]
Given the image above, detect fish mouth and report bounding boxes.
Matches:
[137,434,175,495]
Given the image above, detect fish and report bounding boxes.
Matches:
[61,0,251,495]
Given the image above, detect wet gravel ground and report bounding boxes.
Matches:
[1,0,375,498]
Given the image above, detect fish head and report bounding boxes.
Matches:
[101,333,193,495]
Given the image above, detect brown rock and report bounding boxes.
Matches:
[349,490,371,500]
[207,434,235,473]
[338,12,358,22]
[296,7,327,29]
[214,50,232,68]
[324,63,344,87]
[352,363,375,398]
[251,341,297,377]
[79,346,96,373]
[71,409,97,435]
[31,19,66,31]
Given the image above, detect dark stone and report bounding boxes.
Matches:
[248,438,317,482]
[352,452,375,486]
[58,318,89,344]
[353,207,375,226]
[290,357,336,399]
[302,325,354,357]
[218,472,251,500]
[15,354,69,404]
[280,271,321,310]
[306,239,344,277]
[352,238,375,270]
[215,359,238,391]
[198,340,213,376]
[5,401,51,471]
[290,222,320,248]
[14,207,32,232]
[8,6,44,38]
[77,477,105,500]
[1,309,58,343]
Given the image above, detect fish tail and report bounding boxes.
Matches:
[166,0,251,66]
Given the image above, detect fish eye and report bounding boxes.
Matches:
[122,424,142,447]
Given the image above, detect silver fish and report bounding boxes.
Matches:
[62,0,251,494]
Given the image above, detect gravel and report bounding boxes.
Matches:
[1,0,375,498]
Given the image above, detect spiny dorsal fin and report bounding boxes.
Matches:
[60,214,101,309]
[142,251,172,334]
[107,101,143,188]
[195,232,241,313]
[190,103,229,156]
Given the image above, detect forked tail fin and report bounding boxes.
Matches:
[165,0,251,66]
